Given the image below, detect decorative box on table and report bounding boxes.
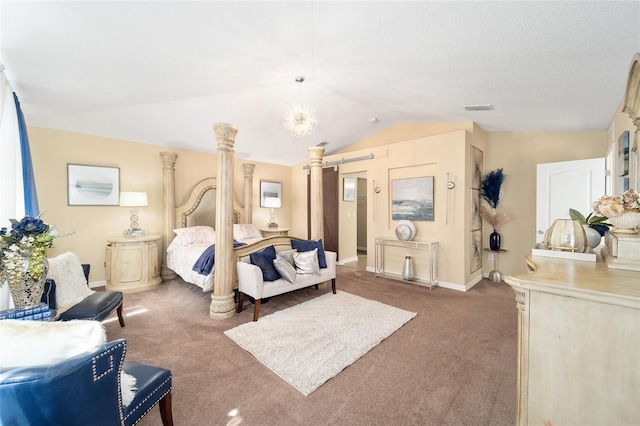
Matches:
[602,231,640,272]
[0,302,52,321]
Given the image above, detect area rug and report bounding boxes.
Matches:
[224,290,417,396]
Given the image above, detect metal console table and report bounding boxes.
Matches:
[375,238,438,289]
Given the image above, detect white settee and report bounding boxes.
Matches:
[236,238,336,321]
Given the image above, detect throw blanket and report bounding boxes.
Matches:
[192,240,246,275]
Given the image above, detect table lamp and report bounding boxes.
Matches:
[120,191,148,237]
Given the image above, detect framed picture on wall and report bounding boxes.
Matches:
[471,189,482,230]
[391,176,434,221]
[471,146,483,189]
[260,180,282,208]
[343,178,356,201]
[470,229,482,273]
[67,164,120,206]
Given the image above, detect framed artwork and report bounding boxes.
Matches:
[471,146,483,189]
[471,189,482,230]
[343,178,356,201]
[67,164,120,206]
[470,229,482,273]
[260,180,282,208]
[391,176,434,221]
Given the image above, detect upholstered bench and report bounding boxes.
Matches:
[235,237,337,321]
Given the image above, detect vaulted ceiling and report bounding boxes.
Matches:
[1,1,639,166]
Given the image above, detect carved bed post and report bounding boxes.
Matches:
[160,151,178,280]
[243,163,255,224]
[308,146,325,241]
[211,123,238,320]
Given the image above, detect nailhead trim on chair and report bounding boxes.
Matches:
[92,348,116,381]
[124,376,172,426]
[91,340,128,425]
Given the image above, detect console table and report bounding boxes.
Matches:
[374,238,438,289]
[505,254,640,425]
[105,234,162,293]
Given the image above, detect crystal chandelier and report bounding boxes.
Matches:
[283,76,318,138]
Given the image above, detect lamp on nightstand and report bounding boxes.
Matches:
[120,191,148,237]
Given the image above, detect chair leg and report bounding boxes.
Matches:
[237,292,245,313]
[159,392,173,426]
[117,303,125,327]
[331,278,336,294]
[253,299,261,321]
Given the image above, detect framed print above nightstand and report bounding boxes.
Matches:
[67,164,120,206]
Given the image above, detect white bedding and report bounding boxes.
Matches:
[166,224,264,292]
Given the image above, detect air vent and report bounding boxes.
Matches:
[316,141,329,147]
[462,104,494,111]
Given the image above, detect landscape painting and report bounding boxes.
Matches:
[392,176,434,221]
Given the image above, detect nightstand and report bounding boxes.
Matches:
[105,235,162,293]
[259,227,290,237]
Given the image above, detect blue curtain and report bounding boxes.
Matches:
[13,93,39,217]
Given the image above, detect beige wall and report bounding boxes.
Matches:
[28,126,291,285]
[484,132,606,277]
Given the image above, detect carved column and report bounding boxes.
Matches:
[308,146,325,241]
[159,152,178,280]
[243,163,255,224]
[513,287,530,426]
[211,123,238,320]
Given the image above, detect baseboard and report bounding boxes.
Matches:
[337,256,359,265]
[365,266,376,273]
[357,246,367,252]
[89,280,107,289]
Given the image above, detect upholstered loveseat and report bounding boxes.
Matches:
[235,237,336,321]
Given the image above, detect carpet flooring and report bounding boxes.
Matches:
[224,291,416,395]
[104,265,517,425]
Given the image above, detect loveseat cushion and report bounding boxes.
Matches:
[250,245,281,282]
[273,256,296,283]
[291,239,327,268]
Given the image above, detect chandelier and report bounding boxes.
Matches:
[283,76,318,138]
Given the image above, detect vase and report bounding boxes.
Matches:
[1,256,48,310]
[489,230,501,251]
[543,219,588,253]
[607,211,640,233]
[583,225,602,249]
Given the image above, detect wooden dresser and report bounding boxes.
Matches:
[505,254,640,425]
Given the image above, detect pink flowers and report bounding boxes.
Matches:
[592,189,640,218]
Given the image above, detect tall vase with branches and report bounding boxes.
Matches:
[479,168,510,251]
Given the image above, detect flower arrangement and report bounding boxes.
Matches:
[591,189,640,218]
[0,216,58,287]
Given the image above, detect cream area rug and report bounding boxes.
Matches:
[224,290,417,396]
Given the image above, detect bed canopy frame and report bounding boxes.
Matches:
[159,125,327,320]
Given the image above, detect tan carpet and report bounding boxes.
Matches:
[105,266,517,425]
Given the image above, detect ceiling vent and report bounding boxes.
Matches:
[462,104,494,111]
[316,141,329,147]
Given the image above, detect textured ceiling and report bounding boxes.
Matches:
[1,1,639,166]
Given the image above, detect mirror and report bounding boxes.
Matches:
[260,181,282,208]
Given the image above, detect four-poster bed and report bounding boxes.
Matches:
[159,126,327,320]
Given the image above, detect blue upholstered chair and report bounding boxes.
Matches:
[43,258,125,327]
[0,339,173,425]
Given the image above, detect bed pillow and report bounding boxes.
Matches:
[273,256,296,283]
[293,248,320,275]
[250,245,281,282]
[173,226,216,245]
[233,224,263,242]
[291,239,327,268]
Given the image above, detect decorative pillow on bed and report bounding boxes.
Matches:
[276,249,297,267]
[233,224,263,242]
[173,226,216,245]
[273,256,296,283]
[291,239,327,268]
[250,245,281,282]
[293,248,320,275]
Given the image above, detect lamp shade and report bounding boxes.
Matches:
[119,192,148,207]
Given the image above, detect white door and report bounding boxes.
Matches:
[536,158,605,243]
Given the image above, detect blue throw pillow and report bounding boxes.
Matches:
[290,239,327,268]
[250,245,281,282]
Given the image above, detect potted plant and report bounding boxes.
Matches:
[568,208,609,248]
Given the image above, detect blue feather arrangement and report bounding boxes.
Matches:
[480,168,505,209]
